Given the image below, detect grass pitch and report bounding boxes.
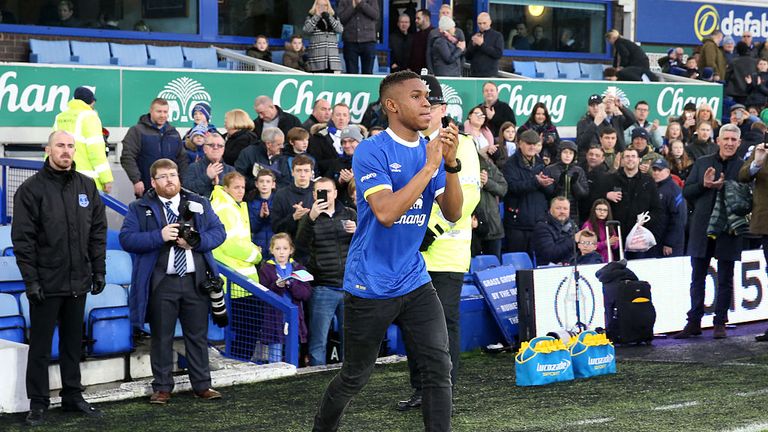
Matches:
[3,339,768,432]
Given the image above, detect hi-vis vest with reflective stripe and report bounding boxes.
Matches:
[53,99,113,190]
[210,185,262,298]
[421,133,482,273]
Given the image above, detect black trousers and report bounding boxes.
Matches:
[686,240,735,326]
[27,294,86,410]
[406,272,462,392]
[148,274,211,393]
[313,283,452,432]
[503,227,533,256]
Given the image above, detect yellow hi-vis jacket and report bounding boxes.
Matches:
[421,133,482,273]
[210,186,262,298]
[53,99,113,190]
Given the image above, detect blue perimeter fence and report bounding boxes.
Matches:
[0,158,300,366]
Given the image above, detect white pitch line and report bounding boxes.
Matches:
[652,401,700,411]
[573,417,614,426]
[725,422,768,432]
[735,388,768,397]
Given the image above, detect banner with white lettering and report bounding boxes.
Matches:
[474,265,519,345]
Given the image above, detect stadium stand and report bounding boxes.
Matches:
[70,41,112,66]
[513,60,537,78]
[502,252,534,270]
[470,255,501,273]
[0,257,24,295]
[84,284,132,356]
[147,45,192,68]
[0,292,24,343]
[534,61,560,79]
[28,39,77,64]
[181,46,228,69]
[557,61,586,79]
[109,43,155,67]
[579,62,606,80]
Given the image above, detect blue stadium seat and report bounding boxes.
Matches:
[109,43,155,67]
[557,61,585,79]
[105,250,132,287]
[470,255,501,273]
[513,60,537,78]
[386,324,406,356]
[85,284,131,356]
[579,63,606,80]
[29,39,77,64]
[0,257,24,294]
[70,41,112,66]
[147,45,192,68]
[0,293,24,343]
[271,50,284,65]
[502,252,533,270]
[19,294,59,359]
[106,228,123,251]
[534,61,559,79]
[0,225,12,256]
[461,283,480,297]
[182,46,228,69]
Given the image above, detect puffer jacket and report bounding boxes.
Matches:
[295,202,356,288]
[210,186,262,295]
[12,160,107,296]
[120,113,186,191]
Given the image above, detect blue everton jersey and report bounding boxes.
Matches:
[344,128,446,299]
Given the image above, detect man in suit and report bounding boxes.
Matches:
[120,158,226,404]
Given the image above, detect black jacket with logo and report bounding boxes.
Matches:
[12,160,106,296]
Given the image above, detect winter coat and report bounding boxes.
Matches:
[576,106,636,156]
[54,99,113,190]
[210,186,262,294]
[246,48,272,62]
[283,45,308,71]
[253,105,302,139]
[502,152,548,231]
[612,37,650,69]
[518,121,560,158]
[429,32,463,77]
[725,54,758,99]
[746,71,768,107]
[224,129,263,167]
[12,160,106,297]
[337,0,379,43]
[739,153,768,235]
[655,176,687,256]
[271,182,315,238]
[685,138,718,161]
[532,213,576,265]
[486,99,517,137]
[466,28,504,77]
[295,202,356,288]
[303,13,343,72]
[120,113,187,191]
[476,154,507,241]
[636,146,662,168]
[624,122,663,151]
[700,37,726,79]
[308,122,342,176]
[576,252,604,265]
[594,169,663,243]
[235,146,292,190]
[683,153,743,260]
[389,30,412,72]
[543,162,589,224]
[258,259,312,343]
[183,157,236,198]
[246,192,274,256]
[120,189,225,328]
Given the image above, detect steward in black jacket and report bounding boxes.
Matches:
[295,199,356,288]
[12,159,106,297]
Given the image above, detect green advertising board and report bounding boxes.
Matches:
[0,64,723,131]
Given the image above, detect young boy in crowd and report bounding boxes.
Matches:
[285,127,315,170]
[184,124,208,163]
[283,34,308,71]
[247,169,277,258]
[575,230,604,264]
[246,35,272,62]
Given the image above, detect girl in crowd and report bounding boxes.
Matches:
[303,0,343,73]
[494,121,517,169]
[517,102,560,160]
[184,124,207,164]
[665,139,693,182]
[210,172,264,361]
[663,120,684,153]
[258,233,312,365]
[581,198,619,263]
[246,35,272,62]
[464,105,496,155]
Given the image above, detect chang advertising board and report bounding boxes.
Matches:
[525,250,768,337]
[637,1,768,45]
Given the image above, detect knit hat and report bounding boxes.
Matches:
[189,124,208,137]
[722,35,735,46]
[631,127,649,140]
[339,125,364,142]
[192,102,211,122]
[559,140,577,153]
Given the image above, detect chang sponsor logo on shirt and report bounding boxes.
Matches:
[394,194,427,226]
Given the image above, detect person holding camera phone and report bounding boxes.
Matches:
[120,158,226,405]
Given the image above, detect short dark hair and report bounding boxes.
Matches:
[599,126,617,137]
[314,177,337,190]
[587,145,604,154]
[416,8,430,18]
[623,147,639,157]
[287,127,309,143]
[293,154,315,170]
[289,34,302,42]
[379,70,421,104]
[150,97,168,108]
[635,100,649,109]
[255,168,276,182]
[150,158,178,178]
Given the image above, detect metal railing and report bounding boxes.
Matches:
[0,157,300,366]
[215,47,309,74]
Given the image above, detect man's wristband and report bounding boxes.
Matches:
[445,158,461,174]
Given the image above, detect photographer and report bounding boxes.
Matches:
[120,158,226,404]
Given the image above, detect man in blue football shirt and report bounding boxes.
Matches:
[312,71,464,432]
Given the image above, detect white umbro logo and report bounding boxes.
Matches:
[390,163,402,172]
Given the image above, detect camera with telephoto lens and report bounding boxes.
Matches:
[177,201,203,247]
[201,276,228,327]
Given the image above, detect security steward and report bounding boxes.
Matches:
[396,74,481,411]
[12,130,107,426]
[119,158,226,404]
